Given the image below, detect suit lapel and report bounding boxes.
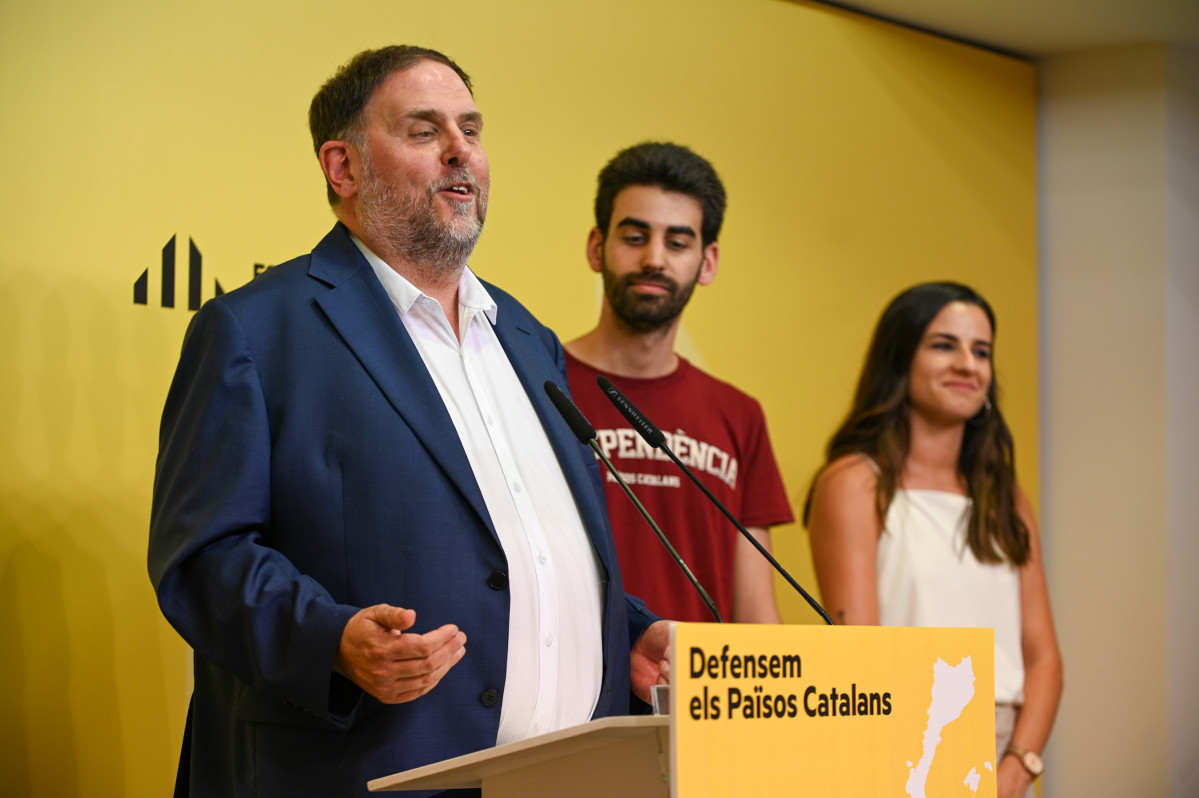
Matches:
[305,227,612,570]
[308,227,494,535]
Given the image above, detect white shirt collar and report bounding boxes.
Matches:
[348,231,498,325]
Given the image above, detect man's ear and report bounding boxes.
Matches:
[319,140,359,201]
[585,227,605,274]
[697,241,719,286]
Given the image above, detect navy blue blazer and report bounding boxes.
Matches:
[149,224,657,797]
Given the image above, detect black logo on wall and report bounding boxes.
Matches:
[133,235,226,310]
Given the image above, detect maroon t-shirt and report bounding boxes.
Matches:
[566,353,794,622]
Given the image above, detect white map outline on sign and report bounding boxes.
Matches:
[904,656,977,798]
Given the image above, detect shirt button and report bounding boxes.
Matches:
[487,570,508,590]
[486,415,494,425]
[545,634,554,647]
[538,552,547,564]
[513,482,522,493]
[480,689,500,707]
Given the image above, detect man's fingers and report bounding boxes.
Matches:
[367,604,416,633]
[384,623,464,661]
[337,606,468,703]
[376,637,468,704]
[372,625,466,680]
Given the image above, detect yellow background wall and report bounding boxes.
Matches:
[0,0,1036,793]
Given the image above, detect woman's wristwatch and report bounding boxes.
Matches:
[1004,743,1043,777]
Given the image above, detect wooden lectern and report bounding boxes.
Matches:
[370,624,998,797]
[368,715,668,796]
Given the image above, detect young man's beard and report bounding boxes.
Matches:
[358,156,488,277]
[601,261,701,333]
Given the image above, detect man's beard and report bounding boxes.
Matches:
[601,258,701,334]
[358,154,488,278]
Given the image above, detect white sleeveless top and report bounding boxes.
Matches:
[877,489,1025,703]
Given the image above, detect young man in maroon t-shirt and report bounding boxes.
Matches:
[565,142,793,624]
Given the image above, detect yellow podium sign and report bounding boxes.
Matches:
[669,624,995,797]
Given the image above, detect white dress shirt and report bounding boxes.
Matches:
[352,235,605,743]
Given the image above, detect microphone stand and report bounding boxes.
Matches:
[597,376,835,626]
[544,381,723,623]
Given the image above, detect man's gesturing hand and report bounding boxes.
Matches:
[334,605,467,704]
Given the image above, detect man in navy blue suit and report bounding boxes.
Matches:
[148,45,669,797]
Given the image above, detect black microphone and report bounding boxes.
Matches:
[595,375,835,626]
[544,380,723,623]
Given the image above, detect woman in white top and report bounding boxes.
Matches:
[804,282,1062,798]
